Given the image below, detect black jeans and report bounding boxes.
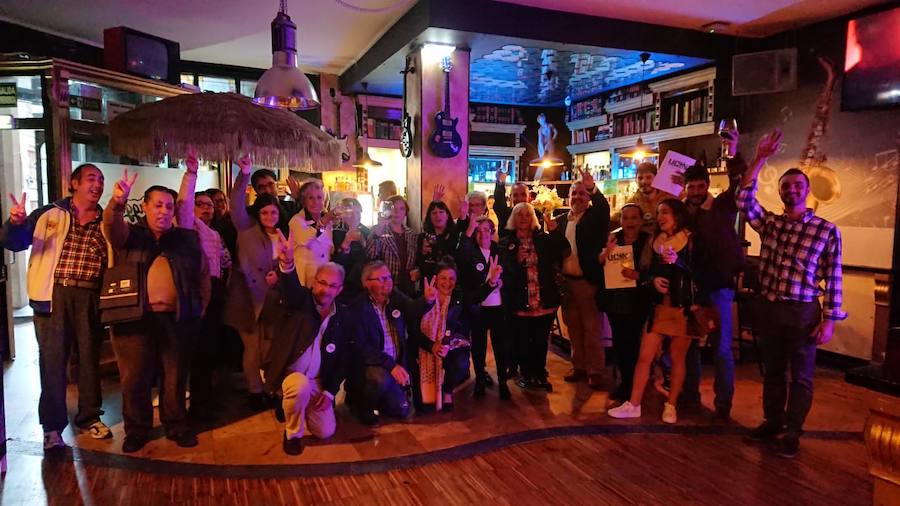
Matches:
[190,277,225,410]
[111,312,199,438]
[471,306,509,384]
[756,299,821,436]
[33,285,103,432]
[442,347,471,392]
[357,365,410,419]
[608,312,645,401]
[512,313,556,381]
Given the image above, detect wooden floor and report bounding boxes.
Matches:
[2,433,871,505]
[1,320,882,505]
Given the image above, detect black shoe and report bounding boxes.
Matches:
[480,372,495,387]
[122,435,149,453]
[676,396,702,411]
[516,377,532,390]
[358,410,379,426]
[167,430,199,448]
[744,421,783,442]
[248,393,268,412]
[499,383,511,400]
[772,434,800,458]
[283,431,304,456]
[442,402,454,412]
[507,367,520,379]
[474,379,486,398]
[713,407,732,423]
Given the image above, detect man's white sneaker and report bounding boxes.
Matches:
[43,430,65,450]
[607,401,641,419]
[662,402,678,424]
[81,420,113,439]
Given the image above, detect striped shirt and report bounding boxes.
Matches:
[54,209,106,282]
[371,299,399,360]
[737,183,846,321]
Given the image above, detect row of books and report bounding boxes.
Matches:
[570,123,612,144]
[469,105,523,124]
[663,95,710,129]
[567,98,602,122]
[614,109,655,138]
[365,118,402,140]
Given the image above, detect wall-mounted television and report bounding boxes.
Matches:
[104,27,180,85]
[842,5,900,111]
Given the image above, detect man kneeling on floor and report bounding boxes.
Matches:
[261,233,350,455]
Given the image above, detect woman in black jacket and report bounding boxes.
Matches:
[596,203,653,404]
[417,261,500,411]
[457,216,510,399]
[416,200,461,282]
[499,202,568,392]
[608,199,703,425]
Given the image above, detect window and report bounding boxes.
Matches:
[240,80,257,98]
[180,73,195,86]
[198,76,236,93]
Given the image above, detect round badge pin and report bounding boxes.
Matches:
[326,343,336,353]
[445,330,451,336]
[476,262,485,271]
[508,243,516,250]
[391,309,401,318]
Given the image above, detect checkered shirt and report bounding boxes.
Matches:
[53,209,106,282]
[738,183,846,321]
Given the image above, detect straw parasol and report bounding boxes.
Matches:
[109,92,341,171]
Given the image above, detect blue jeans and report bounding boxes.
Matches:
[683,288,735,411]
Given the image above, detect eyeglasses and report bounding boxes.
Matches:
[366,275,392,283]
[314,278,343,290]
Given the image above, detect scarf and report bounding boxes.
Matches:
[419,294,451,408]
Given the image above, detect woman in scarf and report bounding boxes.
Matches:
[608,199,703,424]
[418,259,502,411]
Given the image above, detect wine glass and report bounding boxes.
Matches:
[718,118,738,160]
[332,203,349,232]
[378,202,394,238]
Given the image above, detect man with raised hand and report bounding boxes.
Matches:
[738,128,847,458]
[1,164,112,450]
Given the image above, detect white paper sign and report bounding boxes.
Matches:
[652,150,696,197]
[604,244,637,289]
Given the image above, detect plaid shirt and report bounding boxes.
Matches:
[738,183,846,321]
[365,225,418,282]
[53,208,106,282]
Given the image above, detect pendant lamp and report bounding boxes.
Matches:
[254,0,320,110]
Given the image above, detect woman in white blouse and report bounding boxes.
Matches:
[289,179,335,287]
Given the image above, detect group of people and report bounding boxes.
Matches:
[2,126,844,459]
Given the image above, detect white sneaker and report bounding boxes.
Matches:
[607,401,641,419]
[43,430,65,450]
[662,402,677,424]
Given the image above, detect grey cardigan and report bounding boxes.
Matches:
[223,171,278,331]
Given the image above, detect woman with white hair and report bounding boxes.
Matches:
[289,179,335,287]
[498,202,568,392]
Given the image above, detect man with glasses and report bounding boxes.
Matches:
[249,168,299,234]
[260,233,351,455]
[349,261,436,425]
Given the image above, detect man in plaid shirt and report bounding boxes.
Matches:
[737,129,847,458]
[1,164,113,450]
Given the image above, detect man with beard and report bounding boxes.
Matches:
[2,164,112,450]
[738,128,846,459]
[626,162,674,234]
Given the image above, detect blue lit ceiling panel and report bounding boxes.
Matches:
[469,45,711,106]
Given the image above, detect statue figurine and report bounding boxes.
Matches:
[536,113,558,159]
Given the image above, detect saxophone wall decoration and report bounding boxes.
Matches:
[798,56,842,210]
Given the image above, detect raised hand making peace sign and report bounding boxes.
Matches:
[7,192,27,225]
[185,147,199,174]
[274,229,295,268]
[423,275,438,304]
[487,254,503,287]
[576,165,595,192]
[112,169,139,206]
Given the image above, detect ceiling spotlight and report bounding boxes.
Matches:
[701,21,730,34]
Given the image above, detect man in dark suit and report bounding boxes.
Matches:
[552,168,611,389]
[493,170,542,235]
[260,243,351,455]
[349,261,436,425]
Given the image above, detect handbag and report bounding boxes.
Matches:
[688,304,720,337]
[99,261,143,325]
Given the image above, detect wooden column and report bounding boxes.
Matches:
[406,47,470,231]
